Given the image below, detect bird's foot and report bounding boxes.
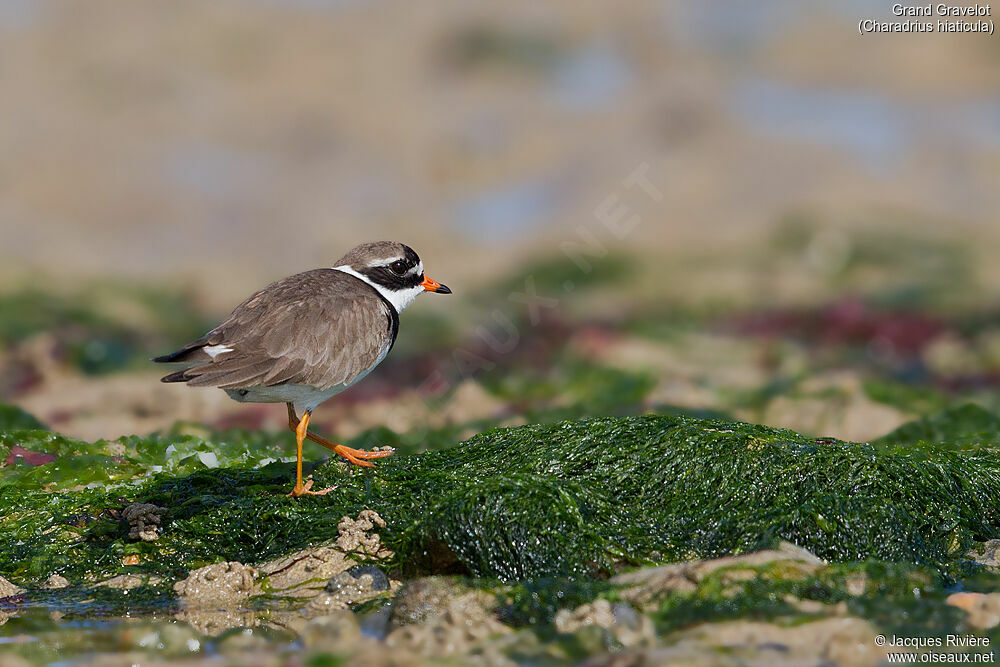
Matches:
[286,479,336,497]
[333,444,395,467]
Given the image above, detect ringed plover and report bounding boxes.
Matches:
[153,241,451,496]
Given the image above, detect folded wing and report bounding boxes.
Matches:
[154,269,395,390]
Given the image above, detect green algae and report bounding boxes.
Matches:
[4,408,1000,592]
[500,577,618,627]
[0,424,293,490]
[481,254,633,300]
[480,357,656,422]
[442,24,563,73]
[770,217,976,309]
[0,404,45,431]
[304,655,347,667]
[864,379,951,416]
[874,403,1000,450]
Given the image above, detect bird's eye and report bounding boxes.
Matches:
[389,260,408,276]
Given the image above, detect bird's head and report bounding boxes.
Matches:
[333,241,451,312]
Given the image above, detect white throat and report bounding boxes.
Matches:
[333,265,424,313]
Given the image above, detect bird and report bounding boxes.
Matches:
[153,241,452,497]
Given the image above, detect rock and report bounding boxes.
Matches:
[763,374,909,443]
[124,622,202,657]
[437,380,509,425]
[265,611,310,637]
[385,621,511,658]
[946,592,1000,629]
[300,609,363,651]
[784,595,848,616]
[335,510,392,557]
[330,564,390,592]
[215,628,275,661]
[385,576,510,656]
[586,617,892,667]
[42,574,69,589]
[174,562,259,608]
[554,599,655,648]
[773,540,825,564]
[327,380,511,440]
[571,625,618,658]
[969,539,1000,567]
[13,366,240,443]
[302,565,394,618]
[0,577,23,599]
[214,624,304,665]
[555,598,616,634]
[121,503,166,542]
[175,609,259,637]
[390,577,495,628]
[259,545,354,599]
[611,544,823,609]
[845,573,868,597]
[0,654,33,667]
[445,629,546,667]
[259,510,391,599]
[924,334,981,377]
[359,604,393,641]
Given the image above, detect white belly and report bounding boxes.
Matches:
[223,347,389,414]
[225,383,348,413]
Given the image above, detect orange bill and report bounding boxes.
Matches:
[420,275,452,294]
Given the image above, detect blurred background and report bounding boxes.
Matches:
[1,0,999,446]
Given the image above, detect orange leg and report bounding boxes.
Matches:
[285,409,335,497]
[286,404,394,471]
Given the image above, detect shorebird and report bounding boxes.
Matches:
[153,241,451,496]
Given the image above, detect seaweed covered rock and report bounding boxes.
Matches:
[5,413,1000,586]
[375,414,1000,579]
[612,542,824,608]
